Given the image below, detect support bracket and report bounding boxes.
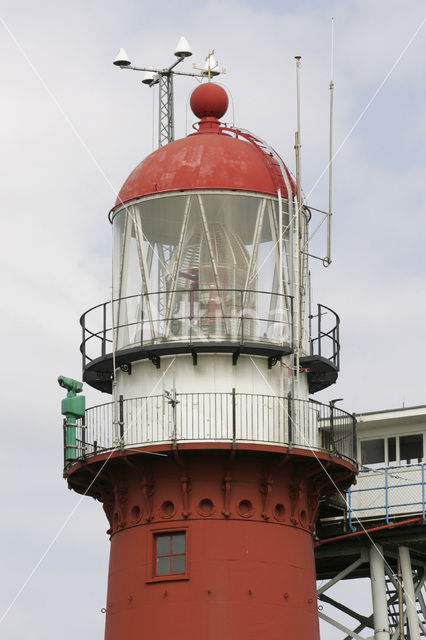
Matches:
[120,362,132,375]
[149,354,161,369]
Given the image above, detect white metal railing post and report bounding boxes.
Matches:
[399,546,421,640]
[369,544,390,640]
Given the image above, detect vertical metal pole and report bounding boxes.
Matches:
[327,17,334,264]
[63,419,67,468]
[232,387,236,445]
[348,488,356,532]
[397,553,404,640]
[287,393,293,445]
[385,468,389,524]
[82,411,86,458]
[329,402,335,453]
[240,290,244,343]
[168,73,174,143]
[102,303,106,357]
[308,270,312,355]
[278,189,283,343]
[369,544,391,640]
[422,463,425,523]
[294,56,302,403]
[352,414,357,460]
[81,314,86,369]
[119,394,124,442]
[399,546,421,640]
[318,304,321,358]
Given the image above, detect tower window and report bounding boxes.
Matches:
[155,532,186,576]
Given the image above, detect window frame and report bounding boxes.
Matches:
[359,433,425,467]
[146,526,190,584]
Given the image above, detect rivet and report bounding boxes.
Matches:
[248,589,252,596]
[163,590,168,598]
[308,598,313,604]
[128,595,133,603]
[283,593,289,599]
[207,589,211,595]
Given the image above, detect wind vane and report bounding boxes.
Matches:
[193,49,226,82]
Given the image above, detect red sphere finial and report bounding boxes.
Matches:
[190,83,228,120]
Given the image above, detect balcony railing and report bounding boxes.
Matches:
[65,394,356,468]
[80,288,294,368]
[347,464,426,528]
[309,303,340,370]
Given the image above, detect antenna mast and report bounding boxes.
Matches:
[327,17,334,264]
[294,55,302,399]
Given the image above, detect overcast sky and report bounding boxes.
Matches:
[1,1,425,638]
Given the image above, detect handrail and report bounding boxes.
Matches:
[79,288,294,367]
[65,394,357,468]
[347,463,426,529]
[79,290,341,375]
[309,303,340,370]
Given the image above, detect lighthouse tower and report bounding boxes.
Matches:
[61,82,357,639]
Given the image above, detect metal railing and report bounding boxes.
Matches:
[309,303,340,370]
[347,464,426,529]
[80,290,340,372]
[80,288,294,367]
[66,394,356,467]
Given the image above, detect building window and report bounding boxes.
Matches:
[360,434,424,467]
[361,439,385,465]
[155,532,186,576]
[400,434,423,465]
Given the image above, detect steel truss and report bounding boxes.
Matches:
[318,545,426,639]
[158,73,174,147]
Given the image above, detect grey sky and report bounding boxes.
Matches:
[1,1,425,637]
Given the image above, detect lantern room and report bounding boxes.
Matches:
[80,83,339,405]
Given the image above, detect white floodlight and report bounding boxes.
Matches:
[142,71,159,85]
[113,48,131,67]
[202,55,220,77]
[174,36,192,58]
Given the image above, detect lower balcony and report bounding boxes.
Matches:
[64,394,357,468]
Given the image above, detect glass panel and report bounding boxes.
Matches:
[171,555,185,574]
[400,434,423,464]
[157,535,171,556]
[172,533,186,554]
[112,192,293,350]
[388,437,396,463]
[361,439,385,465]
[156,556,170,575]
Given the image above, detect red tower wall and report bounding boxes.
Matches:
[67,447,355,640]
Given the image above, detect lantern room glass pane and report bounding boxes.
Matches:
[112,192,294,350]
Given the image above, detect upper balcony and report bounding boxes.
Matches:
[79,290,340,394]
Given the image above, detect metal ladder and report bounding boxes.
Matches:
[385,568,426,639]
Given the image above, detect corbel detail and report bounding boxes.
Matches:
[260,473,273,520]
[180,472,191,519]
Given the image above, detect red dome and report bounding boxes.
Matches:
[115,85,296,208]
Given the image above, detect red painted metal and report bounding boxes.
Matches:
[190,82,229,119]
[315,516,424,548]
[114,84,296,208]
[66,448,356,640]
